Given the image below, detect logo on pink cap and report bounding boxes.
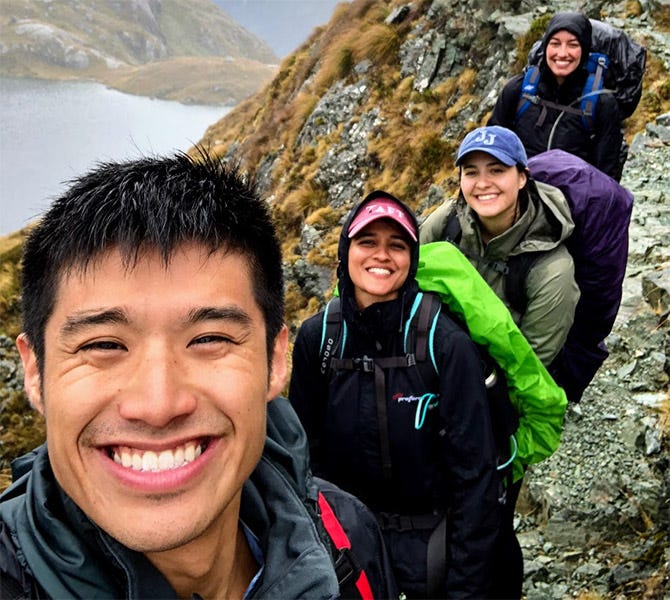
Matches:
[347,198,417,241]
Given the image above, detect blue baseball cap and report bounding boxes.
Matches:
[456,126,528,168]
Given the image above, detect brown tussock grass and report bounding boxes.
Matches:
[306,232,340,267]
[305,205,341,228]
[352,23,401,66]
[623,53,670,141]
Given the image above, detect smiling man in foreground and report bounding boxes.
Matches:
[0,152,395,599]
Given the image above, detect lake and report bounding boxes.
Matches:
[0,78,230,235]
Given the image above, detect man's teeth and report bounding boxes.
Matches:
[113,442,203,472]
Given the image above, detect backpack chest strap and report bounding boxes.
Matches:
[329,354,416,372]
[322,293,441,484]
[330,354,418,482]
[521,94,588,117]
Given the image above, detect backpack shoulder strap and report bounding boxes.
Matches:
[580,52,610,131]
[404,291,441,373]
[319,297,346,376]
[439,210,534,315]
[504,252,543,315]
[443,210,507,276]
[443,207,462,244]
[516,65,542,122]
[317,491,374,600]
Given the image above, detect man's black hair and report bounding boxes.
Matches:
[21,149,285,372]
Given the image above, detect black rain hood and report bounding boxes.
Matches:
[541,12,593,70]
[337,190,420,307]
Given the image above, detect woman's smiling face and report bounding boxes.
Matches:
[545,30,582,83]
[459,151,527,231]
[348,219,412,309]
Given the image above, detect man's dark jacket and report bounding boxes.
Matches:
[0,396,397,599]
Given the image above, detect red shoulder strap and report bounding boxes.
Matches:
[317,491,374,600]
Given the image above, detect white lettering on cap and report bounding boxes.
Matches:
[368,204,405,219]
[472,131,496,145]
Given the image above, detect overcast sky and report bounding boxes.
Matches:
[213,0,347,57]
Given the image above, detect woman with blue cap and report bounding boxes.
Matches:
[421,125,579,597]
[421,125,579,368]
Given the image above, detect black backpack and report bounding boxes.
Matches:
[319,292,520,487]
[314,480,382,600]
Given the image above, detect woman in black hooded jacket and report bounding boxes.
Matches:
[289,190,501,598]
[488,11,624,180]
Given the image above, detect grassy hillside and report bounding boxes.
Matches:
[102,56,277,105]
[0,230,26,342]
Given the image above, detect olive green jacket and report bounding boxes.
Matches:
[420,181,579,366]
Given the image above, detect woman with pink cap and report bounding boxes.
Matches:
[290,190,501,598]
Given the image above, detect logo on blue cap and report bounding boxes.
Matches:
[456,126,528,168]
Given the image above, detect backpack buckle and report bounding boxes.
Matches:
[489,260,510,275]
[521,92,540,105]
[352,356,375,372]
[333,547,362,585]
[376,512,413,531]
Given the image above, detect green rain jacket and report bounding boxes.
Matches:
[416,242,567,482]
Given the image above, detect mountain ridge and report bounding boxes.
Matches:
[0,0,279,104]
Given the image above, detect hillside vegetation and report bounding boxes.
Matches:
[0,0,278,104]
[195,0,670,330]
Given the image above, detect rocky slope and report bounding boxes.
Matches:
[515,115,670,599]
[0,0,279,104]
[196,0,669,331]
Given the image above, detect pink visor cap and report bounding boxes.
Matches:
[347,198,418,241]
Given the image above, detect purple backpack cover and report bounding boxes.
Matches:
[528,149,634,402]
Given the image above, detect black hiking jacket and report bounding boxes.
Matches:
[0,397,397,599]
[488,12,623,180]
[289,192,500,598]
